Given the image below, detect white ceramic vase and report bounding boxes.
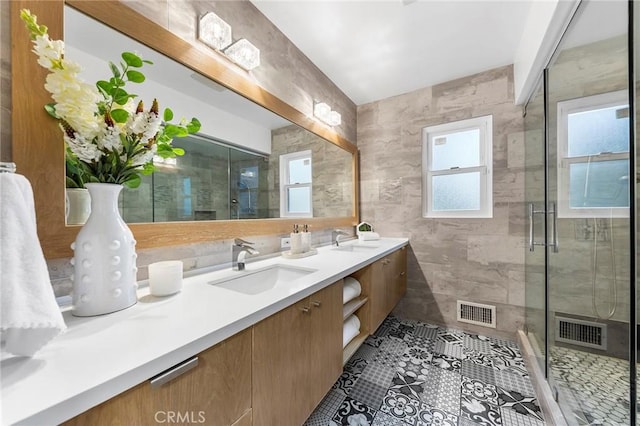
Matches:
[71,183,138,316]
[65,188,91,225]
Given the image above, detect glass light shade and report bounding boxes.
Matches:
[224,39,261,70]
[198,12,232,51]
[314,102,331,121]
[328,110,342,126]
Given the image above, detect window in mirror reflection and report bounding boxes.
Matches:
[280,150,313,218]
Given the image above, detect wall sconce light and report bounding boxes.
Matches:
[224,39,261,71]
[198,12,260,71]
[313,101,342,126]
[198,12,232,51]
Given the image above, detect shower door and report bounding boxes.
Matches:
[544,1,631,423]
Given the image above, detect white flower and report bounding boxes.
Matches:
[131,144,157,167]
[63,132,102,163]
[128,110,162,145]
[32,34,63,70]
[99,126,123,152]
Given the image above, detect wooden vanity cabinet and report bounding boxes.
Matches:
[63,328,252,426]
[252,281,343,426]
[370,246,407,331]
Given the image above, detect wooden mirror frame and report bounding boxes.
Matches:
[11,0,359,259]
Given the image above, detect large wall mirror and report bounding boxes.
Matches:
[11,0,358,258]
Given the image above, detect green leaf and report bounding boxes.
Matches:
[163,108,174,122]
[97,80,114,95]
[113,88,130,105]
[126,70,145,83]
[172,147,185,156]
[108,61,121,79]
[142,59,154,65]
[142,163,155,175]
[122,52,143,68]
[65,176,80,188]
[123,174,142,189]
[44,103,59,119]
[111,109,130,123]
[186,118,201,134]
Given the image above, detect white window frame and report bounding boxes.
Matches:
[422,115,493,218]
[557,90,629,218]
[279,150,313,218]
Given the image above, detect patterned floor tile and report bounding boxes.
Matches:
[397,358,430,381]
[308,315,540,426]
[461,376,499,405]
[371,410,405,426]
[304,389,346,426]
[389,372,425,401]
[433,340,465,360]
[461,360,496,385]
[463,334,494,354]
[361,361,397,388]
[500,407,545,426]
[354,343,380,362]
[420,365,462,414]
[460,394,502,426]
[351,378,389,411]
[333,371,360,395]
[380,389,422,426]
[494,370,535,398]
[497,388,544,421]
[332,397,377,426]
[430,353,461,372]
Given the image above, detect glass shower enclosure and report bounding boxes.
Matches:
[524,0,636,424]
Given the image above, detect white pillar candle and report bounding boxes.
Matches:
[148,261,183,296]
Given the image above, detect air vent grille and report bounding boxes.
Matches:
[555,317,606,350]
[457,301,496,328]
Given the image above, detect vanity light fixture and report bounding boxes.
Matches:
[313,101,342,126]
[153,155,177,167]
[198,12,232,51]
[224,39,261,71]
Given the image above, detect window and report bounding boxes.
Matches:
[280,150,312,217]
[422,115,493,218]
[557,91,629,218]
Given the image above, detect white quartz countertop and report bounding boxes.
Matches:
[1,237,408,425]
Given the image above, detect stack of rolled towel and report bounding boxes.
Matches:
[342,276,362,348]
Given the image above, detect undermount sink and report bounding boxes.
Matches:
[332,244,379,252]
[208,264,317,295]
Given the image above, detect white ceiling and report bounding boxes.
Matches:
[251,0,534,105]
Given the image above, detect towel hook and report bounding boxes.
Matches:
[0,162,16,173]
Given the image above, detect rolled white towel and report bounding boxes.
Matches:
[342,276,361,304]
[0,173,66,356]
[343,314,361,348]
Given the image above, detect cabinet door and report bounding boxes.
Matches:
[63,328,252,426]
[308,281,343,408]
[252,298,311,426]
[369,258,388,332]
[389,246,407,308]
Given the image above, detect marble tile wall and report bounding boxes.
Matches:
[357,65,526,339]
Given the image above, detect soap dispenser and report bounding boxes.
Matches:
[301,224,311,253]
[290,224,302,254]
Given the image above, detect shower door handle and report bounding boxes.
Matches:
[528,202,559,252]
[529,203,545,251]
[549,202,559,253]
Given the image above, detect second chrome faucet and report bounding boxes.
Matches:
[232,238,259,271]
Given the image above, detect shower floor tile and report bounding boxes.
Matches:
[304,315,544,425]
[549,345,630,425]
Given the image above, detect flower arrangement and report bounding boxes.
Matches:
[20,9,201,188]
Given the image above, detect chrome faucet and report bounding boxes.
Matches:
[232,238,259,271]
[332,229,349,246]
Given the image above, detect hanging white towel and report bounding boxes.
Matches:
[343,276,362,304]
[0,173,66,356]
[343,314,361,348]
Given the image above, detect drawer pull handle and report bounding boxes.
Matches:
[301,306,311,313]
[312,301,321,308]
[150,356,198,388]
[400,271,406,276]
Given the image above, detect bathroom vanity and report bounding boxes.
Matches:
[2,238,407,425]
